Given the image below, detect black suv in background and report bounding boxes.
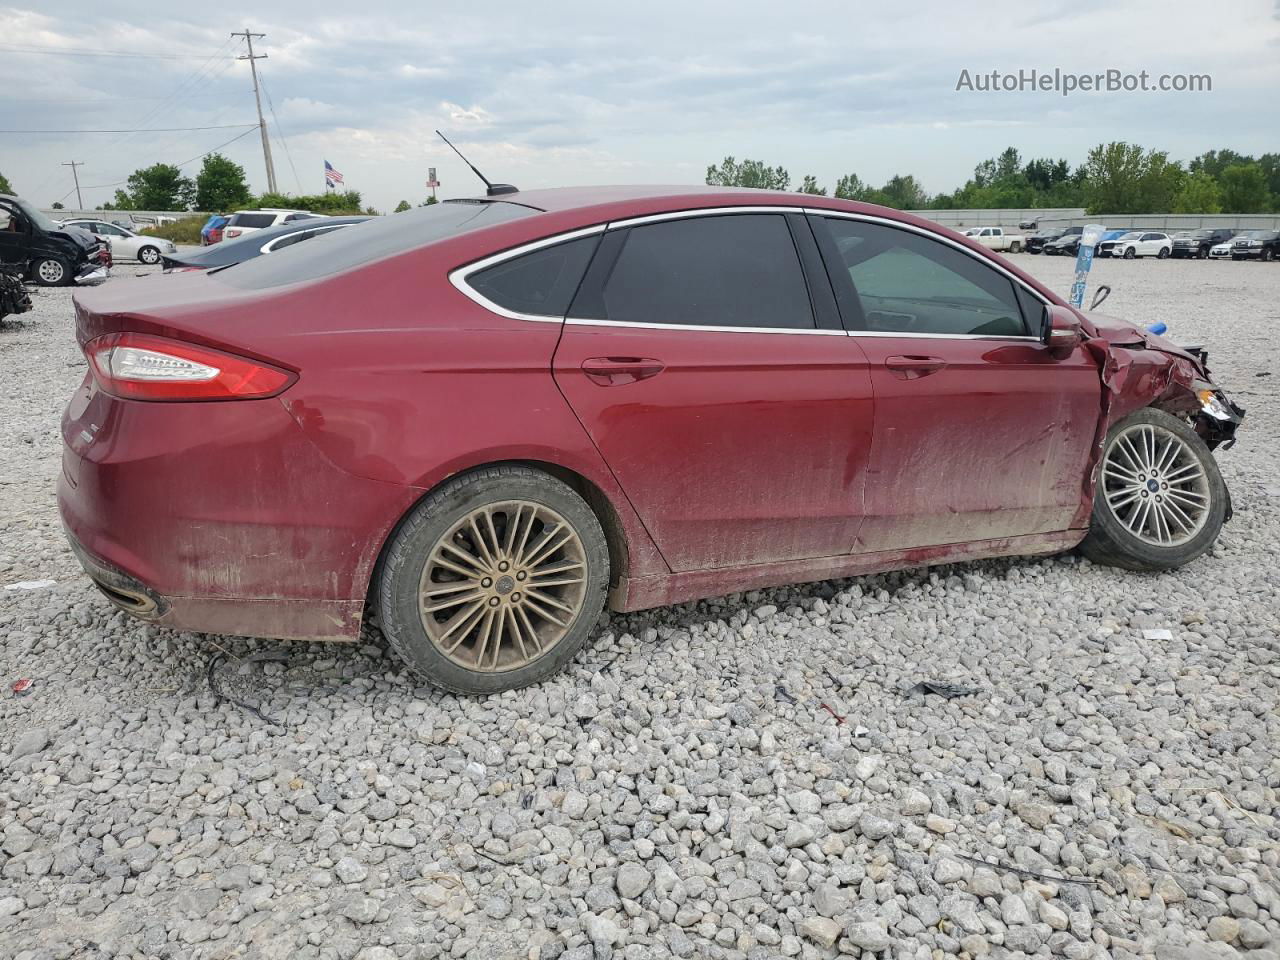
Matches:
[0,194,109,285]
[1026,227,1066,254]
[1043,226,1086,256]
[1170,228,1236,259]
[1230,230,1280,262]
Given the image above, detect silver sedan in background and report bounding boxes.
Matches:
[59,219,177,264]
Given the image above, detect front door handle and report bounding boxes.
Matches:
[885,355,946,380]
[581,357,665,386]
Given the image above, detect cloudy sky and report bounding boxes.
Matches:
[2,0,1277,211]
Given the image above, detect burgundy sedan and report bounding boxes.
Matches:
[60,186,1244,694]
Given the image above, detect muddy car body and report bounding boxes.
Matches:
[59,186,1244,693]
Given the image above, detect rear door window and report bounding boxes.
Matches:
[592,214,815,330]
[466,236,599,317]
[824,217,1029,337]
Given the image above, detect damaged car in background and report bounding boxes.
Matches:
[0,194,110,286]
[59,186,1245,694]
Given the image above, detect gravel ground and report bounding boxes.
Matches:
[1,257,1277,960]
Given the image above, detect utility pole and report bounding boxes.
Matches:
[61,161,84,209]
[231,28,277,194]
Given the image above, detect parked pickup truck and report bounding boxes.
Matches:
[962,227,1024,253]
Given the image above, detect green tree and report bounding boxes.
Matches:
[1257,153,1280,201]
[705,156,790,191]
[1218,163,1271,213]
[194,153,252,212]
[834,173,873,201]
[51,201,64,210]
[419,196,438,206]
[118,163,195,210]
[0,171,12,194]
[878,174,928,210]
[393,200,412,212]
[797,175,827,196]
[1171,172,1221,213]
[1081,142,1182,214]
[1188,148,1254,181]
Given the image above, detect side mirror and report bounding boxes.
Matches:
[1042,306,1081,359]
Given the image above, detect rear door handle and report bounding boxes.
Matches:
[581,357,665,386]
[884,355,947,379]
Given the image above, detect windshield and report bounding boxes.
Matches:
[215,200,536,290]
[14,197,61,233]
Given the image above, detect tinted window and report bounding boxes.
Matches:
[599,215,814,329]
[216,201,534,290]
[825,218,1028,337]
[228,213,277,229]
[467,236,598,317]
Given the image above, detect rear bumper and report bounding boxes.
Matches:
[57,376,423,642]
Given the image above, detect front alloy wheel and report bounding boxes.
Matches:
[377,465,609,694]
[1080,408,1227,571]
[1123,247,1136,259]
[33,257,68,286]
[138,246,161,264]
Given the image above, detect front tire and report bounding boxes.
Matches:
[1198,247,1209,259]
[377,465,609,694]
[138,245,161,265]
[32,257,69,286]
[1263,248,1275,263]
[1080,408,1227,572]
[1123,247,1136,260]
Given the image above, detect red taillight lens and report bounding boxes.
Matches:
[85,333,295,402]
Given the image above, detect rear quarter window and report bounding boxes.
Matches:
[465,236,599,317]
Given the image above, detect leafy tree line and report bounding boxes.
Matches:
[97,155,376,215]
[707,144,1280,215]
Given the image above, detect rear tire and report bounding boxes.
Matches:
[1009,241,1021,253]
[31,257,69,286]
[1157,248,1170,259]
[1079,408,1227,572]
[377,465,609,695]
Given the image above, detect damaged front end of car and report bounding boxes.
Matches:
[1068,310,1246,527]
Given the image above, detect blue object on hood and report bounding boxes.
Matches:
[1146,322,1168,336]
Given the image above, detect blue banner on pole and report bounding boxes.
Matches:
[1068,224,1105,308]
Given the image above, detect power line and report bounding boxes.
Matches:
[79,127,262,192]
[259,75,301,193]
[1,124,257,134]
[0,44,231,61]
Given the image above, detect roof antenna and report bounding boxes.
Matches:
[435,130,518,197]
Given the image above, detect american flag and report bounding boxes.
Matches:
[324,160,344,187]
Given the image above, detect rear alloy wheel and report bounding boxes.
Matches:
[377,465,609,694]
[138,245,161,264]
[32,257,68,286]
[1157,247,1170,259]
[1123,247,1136,259]
[1080,408,1227,571]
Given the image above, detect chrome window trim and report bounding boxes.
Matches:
[448,205,1051,341]
[448,224,608,323]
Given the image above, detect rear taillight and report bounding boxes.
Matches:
[225,229,241,238]
[85,332,295,402]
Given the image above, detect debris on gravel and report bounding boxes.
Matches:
[1,259,1278,958]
